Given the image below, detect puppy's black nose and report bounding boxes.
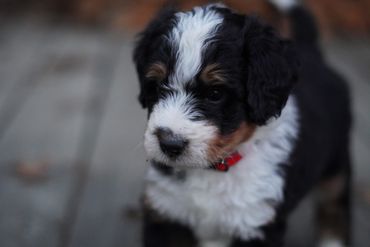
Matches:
[155,127,188,158]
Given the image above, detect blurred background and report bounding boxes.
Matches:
[0,0,369,246]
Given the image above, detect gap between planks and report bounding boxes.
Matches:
[57,33,124,247]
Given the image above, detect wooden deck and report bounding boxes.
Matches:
[0,16,369,247]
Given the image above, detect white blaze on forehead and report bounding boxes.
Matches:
[169,5,223,87]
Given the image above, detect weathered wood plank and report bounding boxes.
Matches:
[0,24,103,247]
[68,39,147,247]
[0,18,50,121]
[57,33,124,247]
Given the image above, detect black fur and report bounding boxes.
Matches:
[133,7,177,109]
[133,4,352,247]
[242,17,299,124]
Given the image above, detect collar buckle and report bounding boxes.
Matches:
[214,158,229,172]
[211,151,242,172]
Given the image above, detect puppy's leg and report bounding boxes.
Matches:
[316,149,351,247]
[143,205,196,247]
[198,239,231,247]
[231,220,287,247]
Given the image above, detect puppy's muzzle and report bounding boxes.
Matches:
[154,127,189,158]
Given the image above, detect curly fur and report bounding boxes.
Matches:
[133,2,352,247]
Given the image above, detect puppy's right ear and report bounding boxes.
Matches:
[133,7,176,108]
[242,17,299,125]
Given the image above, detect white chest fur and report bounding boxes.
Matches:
[145,97,299,242]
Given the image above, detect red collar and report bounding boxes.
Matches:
[211,151,243,172]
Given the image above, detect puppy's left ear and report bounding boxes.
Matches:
[243,17,299,125]
[133,7,176,108]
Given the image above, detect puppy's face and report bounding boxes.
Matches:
[133,5,298,168]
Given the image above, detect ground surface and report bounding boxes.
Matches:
[0,15,369,247]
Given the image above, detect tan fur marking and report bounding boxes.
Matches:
[146,62,167,81]
[201,64,225,84]
[207,122,256,162]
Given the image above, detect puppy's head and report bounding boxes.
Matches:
[133,4,298,168]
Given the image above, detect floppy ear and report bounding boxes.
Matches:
[243,17,299,125]
[133,7,176,108]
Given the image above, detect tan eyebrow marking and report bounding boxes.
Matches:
[200,64,226,85]
[146,62,167,81]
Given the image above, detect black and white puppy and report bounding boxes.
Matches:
[133,1,352,247]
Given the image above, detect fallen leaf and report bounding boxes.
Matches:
[14,160,50,183]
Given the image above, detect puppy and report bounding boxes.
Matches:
[133,1,352,246]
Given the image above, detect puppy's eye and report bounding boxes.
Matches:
[205,88,224,102]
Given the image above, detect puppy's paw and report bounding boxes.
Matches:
[319,237,346,247]
[199,239,231,247]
